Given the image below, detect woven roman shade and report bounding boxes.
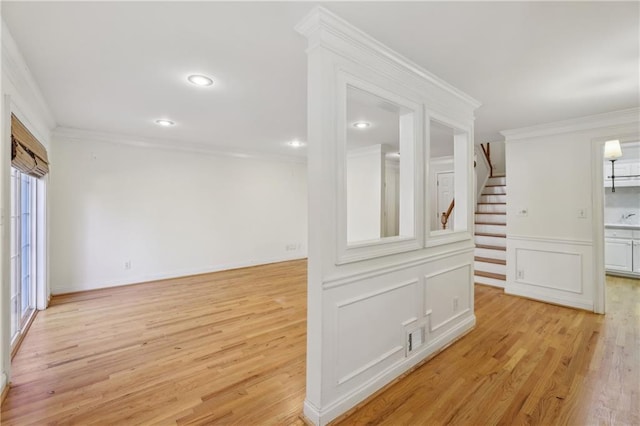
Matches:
[11,114,49,178]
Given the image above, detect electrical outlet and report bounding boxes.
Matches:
[453,297,459,311]
[577,208,587,219]
[125,260,132,270]
[516,208,528,217]
[285,244,298,251]
[517,269,524,279]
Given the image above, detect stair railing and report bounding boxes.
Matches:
[480,143,493,177]
[440,199,455,229]
[440,156,480,230]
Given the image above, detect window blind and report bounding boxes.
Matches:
[11,114,49,178]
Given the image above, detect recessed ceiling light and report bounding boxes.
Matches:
[353,121,371,129]
[155,119,175,127]
[288,140,304,148]
[187,74,214,87]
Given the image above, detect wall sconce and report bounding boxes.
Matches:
[604,140,622,192]
[604,139,640,192]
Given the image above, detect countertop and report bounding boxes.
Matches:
[605,223,640,230]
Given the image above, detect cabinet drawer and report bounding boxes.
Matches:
[605,229,634,238]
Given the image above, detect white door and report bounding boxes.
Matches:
[604,238,633,272]
[436,171,455,230]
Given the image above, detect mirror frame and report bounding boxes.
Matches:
[336,71,424,264]
[425,111,474,247]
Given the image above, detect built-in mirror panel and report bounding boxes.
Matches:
[428,118,469,236]
[346,85,414,246]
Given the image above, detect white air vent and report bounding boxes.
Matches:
[407,327,424,355]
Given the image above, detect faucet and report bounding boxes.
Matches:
[622,213,636,222]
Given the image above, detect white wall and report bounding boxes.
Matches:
[346,146,382,242]
[1,20,55,397]
[502,109,640,312]
[49,131,308,294]
[299,8,479,425]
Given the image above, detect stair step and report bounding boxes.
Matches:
[487,176,506,186]
[476,244,506,251]
[475,212,506,215]
[476,224,507,236]
[477,204,506,214]
[475,232,506,238]
[482,186,507,195]
[475,256,506,265]
[475,274,506,288]
[475,235,506,247]
[475,270,506,280]
[475,247,506,260]
[475,261,506,275]
[477,202,506,205]
[475,221,506,225]
[479,194,507,203]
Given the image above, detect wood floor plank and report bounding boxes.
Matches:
[1,262,638,425]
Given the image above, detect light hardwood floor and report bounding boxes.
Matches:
[1,262,638,425]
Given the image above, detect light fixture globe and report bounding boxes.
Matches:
[187,74,214,87]
[353,121,371,129]
[155,119,175,127]
[604,139,622,159]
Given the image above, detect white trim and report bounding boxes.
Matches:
[1,21,56,130]
[507,234,593,246]
[51,254,307,295]
[304,315,475,426]
[322,246,474,290]
[505,285,594,311]
[514,248,583,294]
[501,108,640,142]
[336,279,418,308]
[337,345,404,385]
[294,7,481,110]
[53,127,306,164]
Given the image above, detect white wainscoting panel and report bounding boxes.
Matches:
[514,248,582,293]
[336,279,418,385]
[506,236,594,310]
[424,264,472,337]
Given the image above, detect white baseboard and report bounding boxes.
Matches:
[1,371,8,397]
[305,315,476,425]
[52,254,307,295]
[505,283,593,311]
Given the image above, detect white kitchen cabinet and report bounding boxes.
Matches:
[605,238,633,272]
[634,240,640,273]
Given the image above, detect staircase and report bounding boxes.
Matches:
[474,176,506,287]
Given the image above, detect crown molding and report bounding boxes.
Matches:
[295,6,481,111]
[52,127,307,164]
[1,20,57,130]
[501,107,640,142]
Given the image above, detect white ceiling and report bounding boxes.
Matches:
[2,2,638,159]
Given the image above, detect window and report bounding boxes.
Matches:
[10,167,37,348]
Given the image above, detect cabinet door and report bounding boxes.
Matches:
[605,238,633,272]
[633,240,640,273]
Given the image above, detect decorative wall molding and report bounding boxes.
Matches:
[337,345,404,385]
[336,279,418,308]
[294,7,481,110]
[322,246,474,289]
[1,21,56,131]
[306,315,475,426]
[506,236,594,311]
[53,126,307,164]
[507,234,593,246]
[514,248,583,294]
[501,107,640,142]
